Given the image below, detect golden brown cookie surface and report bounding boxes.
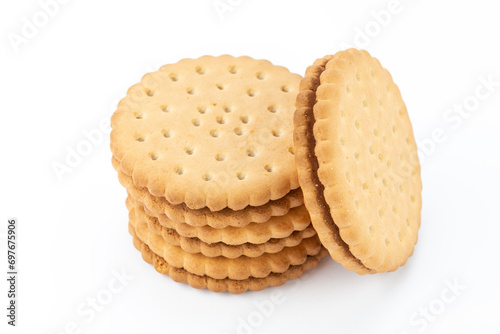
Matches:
[294,55,373,274]
[138,203,317,259]
[112,155,304,228]
[295,49,422,273]
[129,208,322,280]
[111,55,301,211]
[127,195,313,245]
[131,229,328,294]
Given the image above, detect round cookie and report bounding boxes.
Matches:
[112,156,304,228]
[132,203,317,258]
[151,221,316,259]
[295,49,422,273]
[294,55,373,275]
[128,215,322,280]
[111,55,302,211]
[130,229,328,294]
[127,195,313,245]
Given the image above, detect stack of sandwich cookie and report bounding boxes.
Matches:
[111,55,328,294]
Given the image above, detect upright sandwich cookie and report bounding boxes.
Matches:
[293,49,422,274]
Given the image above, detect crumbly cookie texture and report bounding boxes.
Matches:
[111,55,302,211]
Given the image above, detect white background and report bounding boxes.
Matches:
[1,0,499,333]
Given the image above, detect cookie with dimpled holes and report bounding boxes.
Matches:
[111,155,303,228]
[293,49,422,273]
[294,55,374,275]
[111,55,301,211]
